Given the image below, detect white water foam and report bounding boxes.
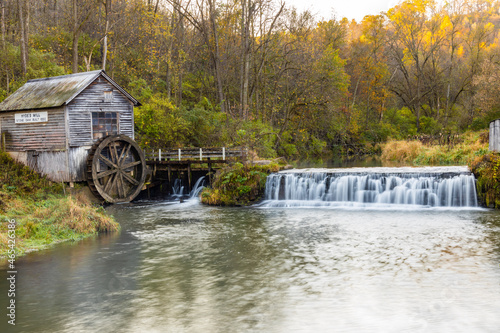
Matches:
[262,166,479,209]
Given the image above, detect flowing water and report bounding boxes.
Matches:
[263,167,478,208]
[2,167,500,332]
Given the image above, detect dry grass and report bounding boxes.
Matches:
[381,131,489,166]
[381,140,424,162]
[33,196,118,233]
[0,150,118,257]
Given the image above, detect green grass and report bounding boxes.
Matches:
[0,150,119,257]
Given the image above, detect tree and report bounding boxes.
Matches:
[386,0,442,132]
[71,0,94,73]
[18,0,28,75]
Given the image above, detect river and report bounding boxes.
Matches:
[2,167,500,332]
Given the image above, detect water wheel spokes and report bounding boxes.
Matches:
[87,135,146,203]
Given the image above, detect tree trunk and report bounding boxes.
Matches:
[102,34,108,70]
[72,0,79,73]
[102,0,110,70]
[166,56,171,99]
[177,15,184,106]
[240,0,252,120]
[1,0,5,50]
[18,0,28,76]
[208,0,225,113]
[166,5,175,100]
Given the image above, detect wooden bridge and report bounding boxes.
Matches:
[143,147,247,193]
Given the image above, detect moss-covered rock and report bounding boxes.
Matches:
[470,153,500,208]
[201,162,281,206]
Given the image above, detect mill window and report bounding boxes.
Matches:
[92,112,118,139]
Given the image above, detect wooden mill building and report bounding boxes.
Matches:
[0,70,140,182]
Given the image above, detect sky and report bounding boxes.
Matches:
[285,0,401,22]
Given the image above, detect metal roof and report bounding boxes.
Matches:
[0,70,140,112]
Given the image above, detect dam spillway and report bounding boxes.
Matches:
[263,166,478,208]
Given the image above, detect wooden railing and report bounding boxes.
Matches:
[144,147,247,162]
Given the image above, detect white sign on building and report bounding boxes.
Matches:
[15,111,48,124]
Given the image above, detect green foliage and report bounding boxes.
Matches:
[128,78,153,102]
[236,120,277,158]
[276,131,299,158]
[419,116,440,135]
[201,163,280,206]
[471,153,500,208]
[382,107,418,138]
[134,94,192,148]
[27,49,66,80]
[182,104,229,147]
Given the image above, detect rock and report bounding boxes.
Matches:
[252,160,272,166]
[273,157,287,164]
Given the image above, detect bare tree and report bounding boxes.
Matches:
[167,0,226,112]
[1,0,5,50]
[101,0,110,70]
[72,0,93,73]
[18,0,28,75]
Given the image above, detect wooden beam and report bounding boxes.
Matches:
[167,158,171,184]
[208,157,212,186]
[187,163,192,191]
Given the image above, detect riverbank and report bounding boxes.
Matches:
[381,131,489,165]
[470,153,500,208]
[0,150,119,257]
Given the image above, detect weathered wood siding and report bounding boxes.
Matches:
[490,119,500,152]
[67,77,134,147]
[0,107,66,151]
[68,147,90,181]
[36,151,69,182]
[7,148,89,182]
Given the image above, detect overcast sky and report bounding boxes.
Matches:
[285,0,401,22]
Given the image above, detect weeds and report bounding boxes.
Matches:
[470,153,500,208]
[381,131,489,166]
[0,150,118,257]
[201,161,280,206]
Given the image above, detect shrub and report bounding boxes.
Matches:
[200,163,280,206]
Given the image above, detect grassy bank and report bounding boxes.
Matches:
[0,150,119,257]
[470,153,500,208]
[381,131,489,165]
[201,162,281,206]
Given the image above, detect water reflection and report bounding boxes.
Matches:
[296,155,409,169]
[1,201,500,332]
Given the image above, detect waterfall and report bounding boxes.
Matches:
[171,178,185,197]
[263,167,478,208]
[190,177,206,198]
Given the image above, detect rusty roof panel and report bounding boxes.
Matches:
[0,70,139,112]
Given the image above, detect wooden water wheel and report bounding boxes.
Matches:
[87,134,146,203]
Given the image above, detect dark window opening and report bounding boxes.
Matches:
[92,112,118,139]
